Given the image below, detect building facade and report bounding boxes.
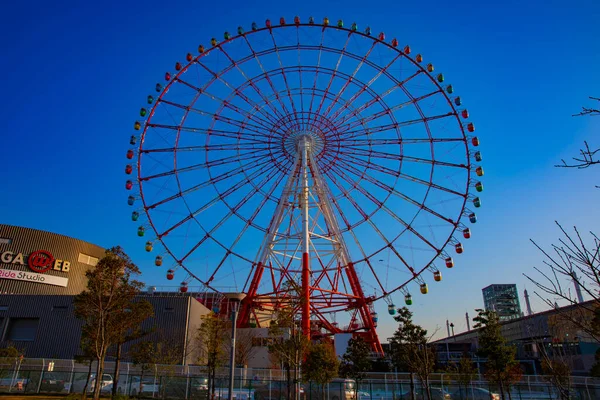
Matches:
[482,284,522,321]
[0,224,213,364]
[432,300,600,376]
[0,224,105,295]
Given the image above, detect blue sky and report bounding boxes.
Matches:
[1,0,599,341]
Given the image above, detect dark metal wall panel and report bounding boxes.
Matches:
[0,224,105,295]
[0,294,210,363]
[0,295,83,359]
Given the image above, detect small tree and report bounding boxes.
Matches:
[389,307,436,400]
[74,246,147,400]
[447,354,477,399]
[268,303,310,400]
[302,342,339,400]
[196,312,229,398]
[590,349,600,377]
[228,329,258,368]
[474,309,521,400]
[131,341,157,394]
[541,359,571,400]
[0,346,20,358]
[110,300,154,397]
[340,336,372,386]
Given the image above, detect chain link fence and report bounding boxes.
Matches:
[1,358,599,399]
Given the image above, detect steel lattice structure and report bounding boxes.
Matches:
[125,16,484,352]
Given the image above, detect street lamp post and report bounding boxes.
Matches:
[226,293,246,400]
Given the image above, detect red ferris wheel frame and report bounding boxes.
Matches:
[126,17,484,352]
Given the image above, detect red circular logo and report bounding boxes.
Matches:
[28,250,55,273]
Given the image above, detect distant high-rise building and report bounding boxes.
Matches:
[482,284,522,321]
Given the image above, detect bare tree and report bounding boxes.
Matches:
[524,222,600,343]
[228,329,257,368]
[524,317,573,400]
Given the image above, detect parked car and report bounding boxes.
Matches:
[416,387,452,400]
[72,373,113,393]
[116,376,160,396]
[39,372,69,392]
[453,387,500,400]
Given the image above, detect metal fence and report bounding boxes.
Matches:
[1,358,599,399]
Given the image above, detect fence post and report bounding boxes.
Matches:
[36,359,45,393]
[585,377,591,400]
[68,359,75,394]
[185,364,190,400]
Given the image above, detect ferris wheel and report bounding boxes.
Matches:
[125,16,484,352]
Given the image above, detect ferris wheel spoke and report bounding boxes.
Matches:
[343,137,464,146]
[199,168,284,282]
[324,168,373,221]
[321,38,378,118]
[146,123,270,143]
[267,29,300,124]
[296,28,306,128]
[195,58,287,124]
[198,87,277,130]
[346,229,388,294]
[160,160,280,240]
[306,29,326,129]
[145,156,274,210]
[333,157,457,225]
[211,48,283,127]
[324,43,400,122]
[313,33,353,123]
[241,35,292,119]
[141,150,271,182]
[339,147,468,169]
[340,153,465,197]
[331,69,423,126]
[157,99,273,136]
[337,112,455,140]
[142,142,273,153]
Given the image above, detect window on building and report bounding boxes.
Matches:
[5,318,40,342]
[164,307,175,313]
[0,238,12,245]
[52,306,68,311]
[0,306,8,312]
[78,253,99,266]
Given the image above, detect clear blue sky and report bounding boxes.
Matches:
[1,0,599,341]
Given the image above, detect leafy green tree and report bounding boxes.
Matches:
[196,312,229,398]
[473,309,521,400]
[340,336,371,386]
[74,246,147,400]
[389,307,436,400]
[302,343,339,400]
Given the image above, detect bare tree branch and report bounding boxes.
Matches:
[572,97,600,117]
[556,97,599,187]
